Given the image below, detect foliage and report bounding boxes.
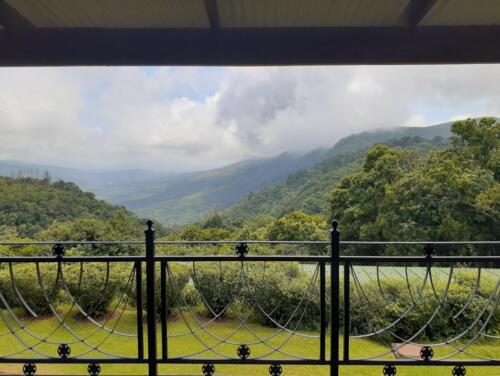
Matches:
[267,211,329,254]
[37,212,143,255]
[225,136,447,225]
[121,150,327,226]
[191,262,242,317]
[128,263,191,317]
[176,224,232,241]
[191,262,323,329]
[62,263,126,317]
[0,177,140,237]
[0,263,61,315]
[329,118,500,245]
[346,269,499,343]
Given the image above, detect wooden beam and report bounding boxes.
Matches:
[0,0,33,35]
[203,0,220,28]
[406,0,439,29]
[1,26,500,66]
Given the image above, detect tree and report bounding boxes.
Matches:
[451,117,499,178]
[328,118,500,247]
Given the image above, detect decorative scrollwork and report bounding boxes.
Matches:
[452,365,466,376]
[235,242,248,257]
[202,363,215,376]
[88,362,101,376]
[57,343,71,359]
[237,344,250,359]
[269,363,282,376]
[383,364,396,376]
[420,346,434,361]
[52,243,65,257]
[23,363,36,376]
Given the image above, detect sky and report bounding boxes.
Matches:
[1,64,500,172]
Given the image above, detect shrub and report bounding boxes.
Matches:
[0,263,61,315]
[191,262,242,317]
[191,262,324,330]
[128,263,190,318]
[62,263,127,317]
[345,269,499,343]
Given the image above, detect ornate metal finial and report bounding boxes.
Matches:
[235,242,248,258]
[146,220,154,230]
[420,346,434,361]
[202,363,215,376]
[269,363,282,376]
[23,363,36,376]
[88,362,101,376]
[57,343,71,359]
[237,344,250,360]
[383,364,397,376]
[452,365,466,376]
[331,220,339,231]
[423,244,435,258]
[52,244,65,257]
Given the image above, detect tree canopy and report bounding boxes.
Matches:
[329,118,499,241]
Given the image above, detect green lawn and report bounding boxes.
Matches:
[0,310,499,375]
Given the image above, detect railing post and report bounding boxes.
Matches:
[161,260,168,359]
[330,220,340,376]
[343,261,350,363]
[145,220,157,376]
[135,261,144,360]
[320,261,326,362]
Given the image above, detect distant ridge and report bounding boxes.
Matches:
[0,122,453,225]
[223,122,452,221]
[327,122,451,157]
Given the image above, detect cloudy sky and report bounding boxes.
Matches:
[1,65,500,172]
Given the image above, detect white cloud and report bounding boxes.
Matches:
[405,115,428,127]
[1,65,500,171]
[450,114,472,122]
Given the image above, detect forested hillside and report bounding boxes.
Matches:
[168,118,497,249]
[0,176,145,239]
[1,119,496,247]
[0,123,452,226]
[224,135,448,222]
[329,118,499,242]
[119,149,327,225]
[326,122,451,157]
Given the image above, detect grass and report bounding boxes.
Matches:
[0,310,499,376]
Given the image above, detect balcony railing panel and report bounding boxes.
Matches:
[0,221,497,375]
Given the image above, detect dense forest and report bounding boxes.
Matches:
[160,118,499,248]
[0,118,498,255]
[224,135,447,222]
[330,117,499,241]
[0,177,171,256]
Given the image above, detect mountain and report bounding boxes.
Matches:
[0,152,328,225]
[325,122,451,158]
[0,122,453,226]
[0,176,141,237]
[224,123,452,222]
[117,150,328,225]
[0,160,169,202]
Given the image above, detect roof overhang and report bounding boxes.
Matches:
[1,0,500,66]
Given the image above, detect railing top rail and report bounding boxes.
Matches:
[0,255,332,262]
[0,240,498,246]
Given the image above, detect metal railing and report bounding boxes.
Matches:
[0,220,498,376]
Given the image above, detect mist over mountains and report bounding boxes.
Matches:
[0,123,452,225]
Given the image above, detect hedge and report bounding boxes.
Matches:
[62,263,127,317]
[1,261,498,343]
[0,263,61,315]
[128,263,191,318]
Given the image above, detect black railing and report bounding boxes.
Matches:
[0,220,498,376]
